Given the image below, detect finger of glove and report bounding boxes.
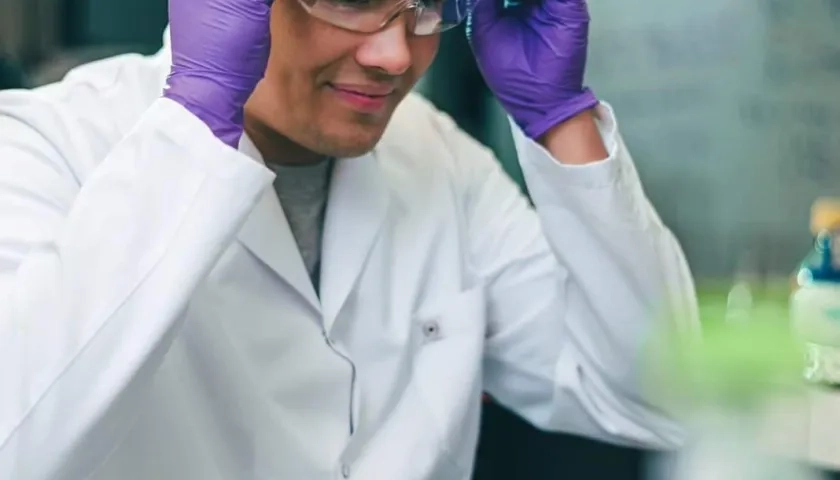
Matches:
[207,0,273,25]
[169,0,272,28]
[536,0,589,23]
[169,0,272,56]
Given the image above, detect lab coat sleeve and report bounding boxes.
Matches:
[452,102,699,449]
[0,96,274,479]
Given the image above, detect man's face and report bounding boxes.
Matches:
[246,1,440,159]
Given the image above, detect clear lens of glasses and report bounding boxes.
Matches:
[298,0,478,35]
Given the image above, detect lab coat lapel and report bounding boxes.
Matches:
[320,151,389,332]
[235,135,320,313]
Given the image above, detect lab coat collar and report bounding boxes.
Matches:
[236,134,390,331]
[236,134,322,313]
[320,149,389,332]
[156,26,171,64]
[161,25,171,52]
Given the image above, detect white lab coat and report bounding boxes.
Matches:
[0,42,699,480]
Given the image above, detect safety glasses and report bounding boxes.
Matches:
[298,0,478,35]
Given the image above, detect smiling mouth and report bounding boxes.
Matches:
[327,83,394,114]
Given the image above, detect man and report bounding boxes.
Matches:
[0,0,699,478]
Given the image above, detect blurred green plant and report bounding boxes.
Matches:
[648,281,805,411]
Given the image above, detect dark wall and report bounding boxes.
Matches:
[0,58,28,89]
[63,0,167,52]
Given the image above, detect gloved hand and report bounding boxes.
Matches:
[467,0,599,140]
[164,0,273,147]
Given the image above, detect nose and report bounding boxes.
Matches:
[355,15,413,76]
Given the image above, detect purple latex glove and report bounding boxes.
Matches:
[467,0,599,140]
[163,0,273,147]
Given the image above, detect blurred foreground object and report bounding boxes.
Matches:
[647,285,822,479]
[792,198,840,386]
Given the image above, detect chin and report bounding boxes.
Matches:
[311,122,388,159]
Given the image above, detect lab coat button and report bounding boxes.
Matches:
[421,320,440,340]
[341,463,351,478]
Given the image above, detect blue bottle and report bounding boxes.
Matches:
[792,198,840,385]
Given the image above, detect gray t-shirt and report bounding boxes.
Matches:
[268,159,334,292]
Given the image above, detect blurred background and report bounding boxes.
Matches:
[2,0,839,478]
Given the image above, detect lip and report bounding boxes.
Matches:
[327,83,393,114]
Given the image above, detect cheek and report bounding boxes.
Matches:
[409,35,440,78]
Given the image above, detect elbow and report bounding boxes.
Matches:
[548,354,688,451]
